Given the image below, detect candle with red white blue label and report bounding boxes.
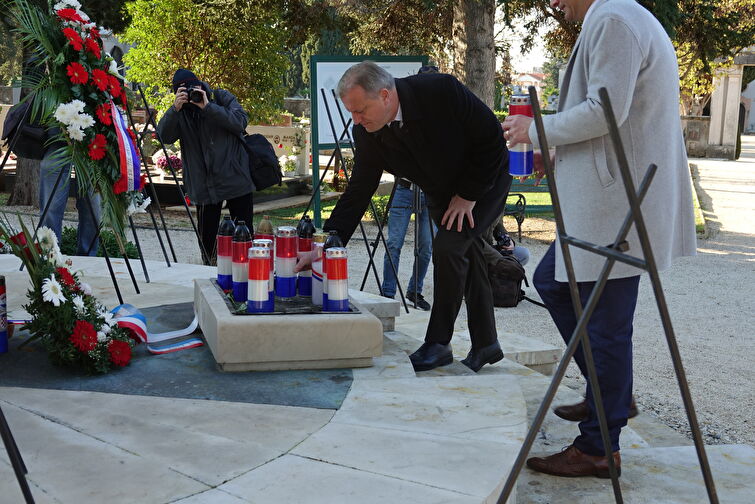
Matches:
[255,214,275,241]
[311,232,326,306]
[247,247,274,312]
[252,238,274,304]
[322,230,344,310]
[231,221,252,302]
[216,216,235,290]
[274,226,297,299]
[296,215,315,296]
[324,247,349,312]
[508,94,534,177]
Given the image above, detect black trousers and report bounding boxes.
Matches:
[424,172,511,348]
[196,192,254,265]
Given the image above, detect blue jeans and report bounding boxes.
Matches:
[39,149,101,256]
[382,184,434,298]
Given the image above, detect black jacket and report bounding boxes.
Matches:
[324,73,509,244]
[157,87,252,205]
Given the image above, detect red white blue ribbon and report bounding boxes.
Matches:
[110,100,141,194]
[111,304,203,354]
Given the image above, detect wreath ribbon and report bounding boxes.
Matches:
[110,304,203,354]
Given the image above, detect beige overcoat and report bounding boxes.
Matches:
[529,0,697,282]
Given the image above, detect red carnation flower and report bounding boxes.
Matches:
[96,103,112,125]
[108,75,122,98]
[70,320,97,353]
[89,27,100,39]
[91,69,109,92]
[85,36,101,59]
[56,8,84,23]
[66,62,88,85]
[62,28,84,51]
[56,267,76,288]
[108,340,131,367]
[88,134,107,161]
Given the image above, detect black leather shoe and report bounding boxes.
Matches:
[461,341,504,372]
[406,292,431,311]
[409,342,453,371]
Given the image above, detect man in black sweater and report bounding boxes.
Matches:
[299,61,511,372]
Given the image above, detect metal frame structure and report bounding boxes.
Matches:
[0,405,35,503]
[495,86,718,503]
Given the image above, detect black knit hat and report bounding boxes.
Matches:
[172,68,201,92]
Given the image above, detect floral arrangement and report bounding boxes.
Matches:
[155,153,183,174]
[11,0,147,242]
[278,153,298,174]
[0,217,134,374]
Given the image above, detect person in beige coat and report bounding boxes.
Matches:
[504,0,696,478]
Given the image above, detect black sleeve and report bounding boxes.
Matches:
[323,126,383,245]
[202,89,248,135]
[446,76,507,201]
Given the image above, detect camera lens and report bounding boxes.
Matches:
[189,89,203,103]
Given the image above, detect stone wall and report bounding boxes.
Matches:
[681,116,710,158]
[283,97,310,118]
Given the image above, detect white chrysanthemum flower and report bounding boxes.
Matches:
[278,155,287,165]
[54,102,77,125]
[36,226,58,253]
[101,310,116,328]
[72,295,86,314]
[300,118,310,125]
[139,197,152,212]
[84,22,96,30]
[70,99,85,113]
[77,10,89,21]
[96,331,109,343]
[41,276,66,306]
[127,196,151,216]
[68,113,95,131]
[80,282,92,295]
[67,126,85,141]
[108,58,119,76]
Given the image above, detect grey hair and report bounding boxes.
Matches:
[336,61,395,98]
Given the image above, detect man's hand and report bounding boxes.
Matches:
[173,87,188,112]
[502,115,533,147]
[532,150,555,186]
[441,195,475,232]
[294,250,314,273]
[191,86,209,109]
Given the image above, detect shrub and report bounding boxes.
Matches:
[61,226,139,258]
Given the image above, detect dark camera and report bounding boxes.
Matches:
[188,87,204,103]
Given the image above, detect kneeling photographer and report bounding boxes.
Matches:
[157,68,253,265]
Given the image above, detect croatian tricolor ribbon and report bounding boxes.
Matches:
[111,304,203,354]
[111,100,141,195]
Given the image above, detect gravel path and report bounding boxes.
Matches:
[4,137,752,448]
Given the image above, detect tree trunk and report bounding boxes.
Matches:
[451,0,496,108]
[8,157,40,207]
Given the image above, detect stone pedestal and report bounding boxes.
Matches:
[194,279,383,372]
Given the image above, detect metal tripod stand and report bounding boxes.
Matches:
[0,405,35,503]
[495,86,718,503]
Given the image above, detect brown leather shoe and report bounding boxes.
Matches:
[554,397,638,422]
[527,445,621,478]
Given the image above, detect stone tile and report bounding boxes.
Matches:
[332,375,527,443]
[195,279,383,371]
[1,387,333,487]
[518,444,755,504]
[0,463,59,504]
[172,489,250,503]
[219,455,479,504]
[349,289,400,318]
[454,329,562,372]
[351,336,416,380]
[292,422,520,499]
[0,401,208,503]
[384,330,423,353]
